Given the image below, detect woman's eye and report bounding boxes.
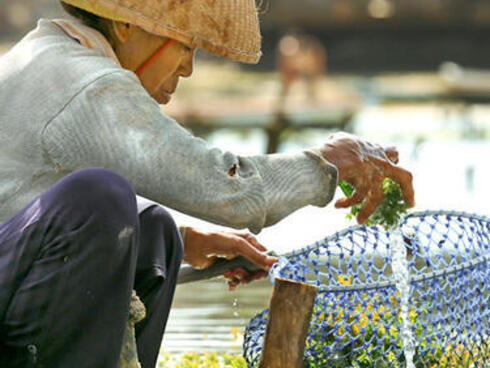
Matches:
[180,44,195,58]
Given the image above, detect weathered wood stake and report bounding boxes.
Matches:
[259,278,318,368]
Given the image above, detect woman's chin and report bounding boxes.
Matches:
[152,90,171,104]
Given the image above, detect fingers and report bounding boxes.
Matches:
[384,146,399,164]
[335,189,365,208]
[325,134,413,218]
[224,268,247,290]
[217,233,276,289]
[236,241,277,271]
[384,166,415,207]
[351,165,414,224]
[224,268,268,290]
[354,167,384,224]
[199,231,277,272]
[370,156,415,208]
[231,236,277,271]
[235,233,267,252]
[356,183,384,224]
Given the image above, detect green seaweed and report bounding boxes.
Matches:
[338,179,410,229]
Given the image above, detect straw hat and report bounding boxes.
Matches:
[61,0,262,64]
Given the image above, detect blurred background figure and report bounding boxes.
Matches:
[276,31,327,111]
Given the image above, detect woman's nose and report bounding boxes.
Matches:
[179,50,194,78]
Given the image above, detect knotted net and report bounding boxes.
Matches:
[243,211,490,367]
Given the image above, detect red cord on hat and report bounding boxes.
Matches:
[135,38,174,76]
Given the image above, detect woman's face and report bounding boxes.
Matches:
[113,23,195,104]
[136,38,195,104]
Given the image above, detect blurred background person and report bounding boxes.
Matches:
[276,31,327,111]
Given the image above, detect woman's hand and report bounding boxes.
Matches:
[182,228,278,289]
[320,132,415,224]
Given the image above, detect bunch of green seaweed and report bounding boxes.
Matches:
[338,178,409,229]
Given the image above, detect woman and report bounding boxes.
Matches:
[0,0,415,367]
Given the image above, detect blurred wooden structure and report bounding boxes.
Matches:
[261,0,490,27]
[257,0,490,72]
[168,105,355,153]
[1,0,489,72]
[378,64,490,104]
[371,64,490,139]
[2,0,488,147]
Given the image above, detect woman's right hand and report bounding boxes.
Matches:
[182,227,277,289]
[320,132,415,224]
[182,226,277,265]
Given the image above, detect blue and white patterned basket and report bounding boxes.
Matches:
[244,211,490,367]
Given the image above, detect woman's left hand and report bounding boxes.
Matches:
[182,227,278,289]
[320,132,415,224]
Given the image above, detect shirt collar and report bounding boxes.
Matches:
[51,18,121,66]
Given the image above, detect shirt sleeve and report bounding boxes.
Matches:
[42,70,337,233]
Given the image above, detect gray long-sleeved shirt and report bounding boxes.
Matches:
[0,19,337,233]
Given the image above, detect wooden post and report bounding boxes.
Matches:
[259,278,318,368]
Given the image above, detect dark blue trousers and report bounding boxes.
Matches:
[0,168,183,368]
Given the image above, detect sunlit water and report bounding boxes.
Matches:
[161,279,273,355]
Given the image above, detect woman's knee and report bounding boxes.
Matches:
[140,205,183,260]
[46,167,137,225]
[142,206,178,233]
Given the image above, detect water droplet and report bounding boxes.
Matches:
[232,298,239,317]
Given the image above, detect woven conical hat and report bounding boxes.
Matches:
[61,0,262,64]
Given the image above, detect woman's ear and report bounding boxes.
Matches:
[112,20,134,43]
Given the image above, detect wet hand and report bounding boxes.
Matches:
[320,132,415,224]
[182,228,278,286]
[223,267,268,290]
